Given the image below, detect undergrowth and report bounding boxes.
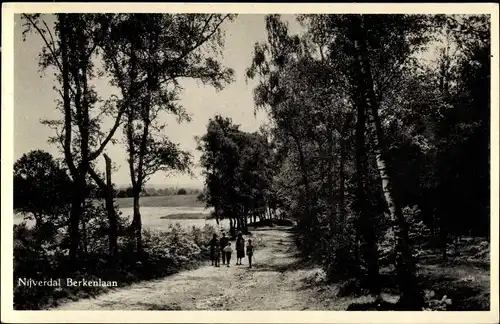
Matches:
[14,221,220,310]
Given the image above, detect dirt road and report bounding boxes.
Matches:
[54,227,339,311]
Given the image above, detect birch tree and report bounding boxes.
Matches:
[102,14,235,252]
[21,14,125,262]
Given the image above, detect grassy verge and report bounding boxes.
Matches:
[416,240,490,311]
[303,238,490,311]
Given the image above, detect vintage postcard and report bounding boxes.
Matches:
[1,2,499,323]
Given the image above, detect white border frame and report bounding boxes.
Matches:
[2,3,499,323]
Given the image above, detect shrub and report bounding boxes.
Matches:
[378,205,431,267]
[81,200,127,255]
[423,290,453,311]
[143,224,200,268]
[190,223,221,255]
[404,206,431,246]
[177,188,187,195]
[14,209,220,310]
[14,223,67,310]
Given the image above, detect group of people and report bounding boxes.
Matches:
[208,232,254,268]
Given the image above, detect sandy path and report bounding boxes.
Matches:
[54,227,328,311]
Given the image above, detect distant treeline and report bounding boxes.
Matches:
[115,187,202,198]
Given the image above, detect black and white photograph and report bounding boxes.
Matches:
[1,3,498,323]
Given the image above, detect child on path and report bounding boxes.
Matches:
[246,239,254,268]
[223,242,233,267]
[219,233,229,265]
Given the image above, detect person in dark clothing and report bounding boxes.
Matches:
[246,239,254,268]
[235,232,245,265]
[219,233,229,265]
[208,234,218,266]
[214,243,221,267]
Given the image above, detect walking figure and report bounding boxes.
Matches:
[223,242,233,267]
[236,232,245,265]
[208,234,218,266]
[220,233,229,265]
[247,239,254,268]
[214,243,221,267]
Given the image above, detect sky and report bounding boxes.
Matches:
[14,14,303,189]
[13,13,450,190]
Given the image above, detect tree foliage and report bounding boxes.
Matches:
[99,14,235,252]
[197,115,274,235]
[14,150,72,227]
[245,13,490,309]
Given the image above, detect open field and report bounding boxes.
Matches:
[14,195,212,229]
[118,206,221,232]
[159,213,209,220]
[115,194,204,208]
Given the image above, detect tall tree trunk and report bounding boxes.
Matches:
[339,135,346,227]
[355,16,423,309]
[104,154,118,260]
[59,14,82,264]
[326,100,337,232]
[80,208,88,255]
[214,205,220,225]
[350,17,381,298]
[69,172,86,263]
[132,190,143,254]
[353,95,381,297]
[122,36,144,257]
[268,207,274,227]
[290,132,317,232]
[243,211,248,234]
[229,217,235,237]
[236,216,241,232]
[88,157,118,260]
[438,48,451,261]
[366,97,423,309]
